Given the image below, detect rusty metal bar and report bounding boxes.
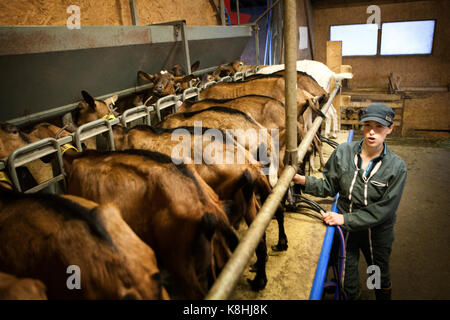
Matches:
[253,24,260,66]
[297,84,340,162]
[129,0,138,25]
[237,0,241,25]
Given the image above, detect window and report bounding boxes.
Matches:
[330,24,378,56]
[380,20,435,55]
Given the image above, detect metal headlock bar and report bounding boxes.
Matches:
[155,95,179,122]
[233,72,244,82]
[121,105,152,127]
[182,87,200,102]
[7,138,66,193]
[74,118,118,152]
[204,81,217,89]
[219,76,233,83]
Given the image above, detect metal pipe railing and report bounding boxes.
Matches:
[252,0,281,25]
[237,0,241,25]
[297,85,340,161]
[129,0,138,26]
[205,82,342,300]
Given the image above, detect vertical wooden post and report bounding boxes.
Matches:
[326,41,342,129]
[220,0,226,25]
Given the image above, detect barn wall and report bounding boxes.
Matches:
[313,0,449,87]
[0,0,219,26]
[240,0,313,65]
[313,0,449,137]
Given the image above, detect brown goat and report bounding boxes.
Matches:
[0,187,168,299]
[71,90,119,129]
[176,95,310,177]
[199,76,312,119]
[65,149,238,299]
[0,122,37,159]
[157,106,274,168]
[0,122,43,190]
[0,272,47,300]
[178,95,287,131]
[138,61,200,106]
[112,124,277,290]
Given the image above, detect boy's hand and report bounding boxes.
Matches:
[322,211,344,226]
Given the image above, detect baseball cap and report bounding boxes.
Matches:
[360,103,395,127]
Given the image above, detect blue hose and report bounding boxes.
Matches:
[224,6,231,25]
[309,225,335,300]
[309,130,354,300]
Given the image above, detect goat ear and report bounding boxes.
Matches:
[212,68,221,79]
[191,60,200,72]
[138,71,154,82]
[175,74,195,84]
[104,94,118,106]
[171,64,182,76]
[81,90,96,110]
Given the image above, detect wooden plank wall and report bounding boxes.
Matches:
[0,0,219,26]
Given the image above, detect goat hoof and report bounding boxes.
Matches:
[271,243,288,252]
[247,276,267,291]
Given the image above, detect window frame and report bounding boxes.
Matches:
[379,19,436,56]
[329,19,437,57]
[329,23,379,57]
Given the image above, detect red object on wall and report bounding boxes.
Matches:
[224,0,252,25]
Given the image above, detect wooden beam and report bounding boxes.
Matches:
[326,41,342,129]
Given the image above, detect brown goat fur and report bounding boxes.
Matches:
[0,272,47,300]
[157,106,273,165]
[178,95,287,131]
[65,149,238,299]
[199,77,310,118]
[0,188,167,300]
[73,90,119,128]
[0,122,37,159]
[111,124,271,290]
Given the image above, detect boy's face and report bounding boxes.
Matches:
[363,120,393,148]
